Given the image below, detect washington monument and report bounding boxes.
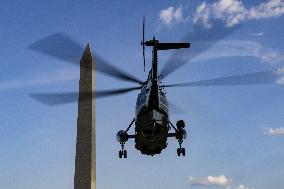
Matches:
[74,44,96,189]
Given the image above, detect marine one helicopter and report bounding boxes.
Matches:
[28,17,282,159]
[116,17,190,158]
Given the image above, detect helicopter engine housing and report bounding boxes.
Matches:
[116,130,128,143]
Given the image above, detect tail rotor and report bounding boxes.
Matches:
[141,16,146,72]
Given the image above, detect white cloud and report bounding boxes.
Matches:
[276,76,284,84]
[275,66,284,74]
[189,175,231,186]
[195,41,284,85]
[0,69,79,91]
[193,2,212,28]
[159,6,183,26]
[226,184,255,189]
[260,50,284,63]
[275,67,284,85]
[264,127,284,136]
[248,0,284,19]
[249,32,264,37]
[188,175,254,189]
[191,40,284,64]
[213,0,247,27]
[194,0,284,28]
[235,186,246,189]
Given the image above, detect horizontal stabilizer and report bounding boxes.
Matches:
[157,43,190,50]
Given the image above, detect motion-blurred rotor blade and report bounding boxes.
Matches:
[164,70,280,88]
[95,55,144,84]
[142,16,145,44]
[96,86,142,98]
[143,47,145,72]
[28,33,144,84]
[160,20,239,78]
[142,15,146,72]
[30,92,80,106]
[27,32,84,64]
[30,86,142,106]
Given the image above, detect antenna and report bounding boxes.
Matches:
[141,16,146,72]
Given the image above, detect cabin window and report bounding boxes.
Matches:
[136,88,149,112]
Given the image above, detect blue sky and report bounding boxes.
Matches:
[0,0,284,189]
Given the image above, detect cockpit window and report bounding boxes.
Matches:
[160,92,168,107]
[136,88,149,113]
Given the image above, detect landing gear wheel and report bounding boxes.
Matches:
[123,150,127,158]
[119,150,127,158]
[181,148,185,156]
[119,150,123,158]
[177,148,181,156]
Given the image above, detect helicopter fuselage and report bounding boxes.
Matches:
[133,42,170,155]
[135,76,169,155]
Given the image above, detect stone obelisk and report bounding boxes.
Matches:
[74,44,96,189]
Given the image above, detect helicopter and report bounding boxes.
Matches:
[115,17,190,158]
[28,17,282,158]
[116,73,188,157]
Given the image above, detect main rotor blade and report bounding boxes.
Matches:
[27,33,84,64]
[164,70,280,88]
[27,33,144,84]
[160,20,239,78]
[96,86,142,98]
[142,16,146,71]
[143,16,145,44]
[30,86,142,106]
[95,55,144,84]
